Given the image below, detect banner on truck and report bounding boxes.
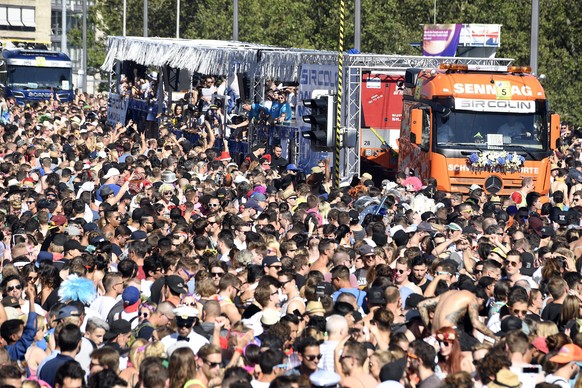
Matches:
[422,24,462,57]
[107,93,128,126]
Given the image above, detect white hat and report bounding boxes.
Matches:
[96,151,107,159]
[173,305,199,319]
[103,168,120,179]
[233,175,249,184]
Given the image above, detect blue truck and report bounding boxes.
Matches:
[0,49,74,103]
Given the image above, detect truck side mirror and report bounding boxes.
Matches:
[550,113,560,149]
[411,109,423,145]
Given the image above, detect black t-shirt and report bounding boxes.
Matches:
[242,303,262,319]
[541,302,562,324]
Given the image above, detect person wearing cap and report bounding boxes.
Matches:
[263,256,283,278]
[163,275,188,307]
[545,344,582,387]
[103,319,132,357]
[160,306,208,356]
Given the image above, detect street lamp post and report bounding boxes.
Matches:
[123,0,126,36]
[530,0,539,74]
[144,0,148,37]
[82,0,87,92]
[61,0,67,54]
[233,0,238,41]
[354,0,360,50]
[176,0,180,38]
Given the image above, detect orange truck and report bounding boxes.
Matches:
[398,63,560,195]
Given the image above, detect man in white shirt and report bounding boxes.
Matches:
[90,272,123,320]
[161,306,209,357]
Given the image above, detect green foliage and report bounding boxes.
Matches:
[93,0,581,123]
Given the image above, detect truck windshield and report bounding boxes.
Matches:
[8,65,72,90]
[435,110,548,151]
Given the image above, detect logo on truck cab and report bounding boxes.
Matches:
[453,83,533,97]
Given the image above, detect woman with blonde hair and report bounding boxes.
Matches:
[535,321,559,338]
[24,315,50,377]
[369,350,391,383]
[169,347,197,388]
[119,338,148,386]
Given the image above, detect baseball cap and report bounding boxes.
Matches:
[129,230,147,241]
[367,287,386,305]
[56,305,82,321]
[64,240,87,252]
[103,168,121,179]
[286,164,299,171]
[549,344,582,364]
[262,256,280,267]
[417,222,435,233]
[51,215,68,226]
[531,337,549,354]
[445,222,462,232]
[122,286,141,313]
[358,244,374,257]
[104,319,131,341]
[165,275,187,295]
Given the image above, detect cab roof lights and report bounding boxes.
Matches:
[438,64,532,73]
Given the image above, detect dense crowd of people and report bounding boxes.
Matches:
[0,85,581,388]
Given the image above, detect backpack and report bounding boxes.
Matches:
[106,300,124,325]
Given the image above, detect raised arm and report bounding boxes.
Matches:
[417,295,440,327]
[468,298,498,340]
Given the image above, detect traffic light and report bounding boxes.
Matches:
[302,95,335,151]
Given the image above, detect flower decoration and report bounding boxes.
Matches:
[437,332,456,341]
[467,151,525,172]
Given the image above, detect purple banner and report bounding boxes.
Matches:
[422,24,462,57]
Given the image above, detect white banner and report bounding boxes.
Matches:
[107,93,128,126]
[454,98,535,113]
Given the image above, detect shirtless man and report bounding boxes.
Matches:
[418,289,497,349]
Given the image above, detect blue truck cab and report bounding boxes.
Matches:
[0,49,74,103]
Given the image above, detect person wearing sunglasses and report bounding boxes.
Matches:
[184,344,223,388]
[2,275,26,309]
[287,336,322,378]
[162,306,208,356]
[435,327,472,376]
[335,341,377,387]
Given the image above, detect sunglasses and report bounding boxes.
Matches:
[304,354,323,361]
[208,203,220,207]
[269,265,283,271]
[512,309,528,316]
[139,312,149,318]
[163,192,173,195]
[7,284,22,292]
[204,360,221,368]
[504,260,519,267]
[439,341,452,347]
[394,269,406,274]
[211,272,225,278]
[177,321,194,328]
